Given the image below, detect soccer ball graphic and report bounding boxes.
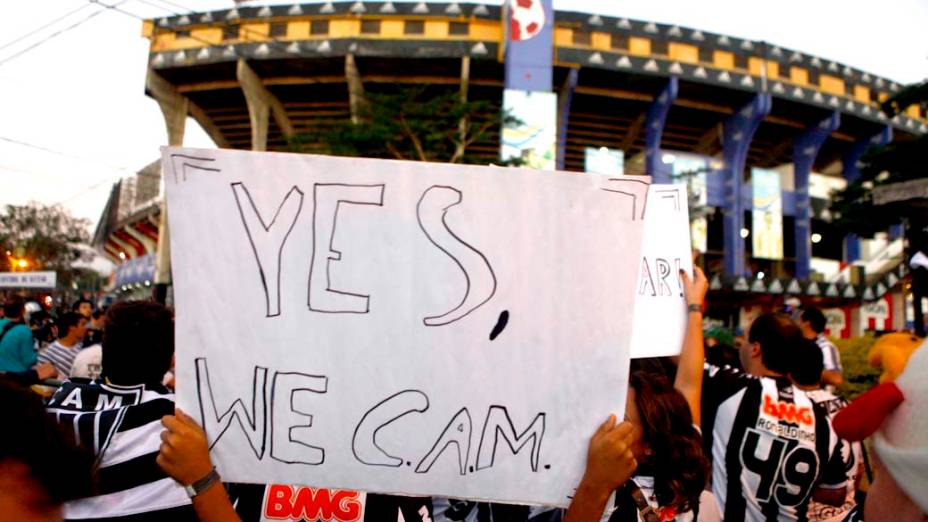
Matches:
[509,0,546,42]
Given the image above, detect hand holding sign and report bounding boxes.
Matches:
[564,416,638,522]
[158,408,213,486]
[681,267,709,309]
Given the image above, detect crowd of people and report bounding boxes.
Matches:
[0,268,925,522]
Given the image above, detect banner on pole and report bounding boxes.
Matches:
[752,168,784,260]
[164,148,649,506]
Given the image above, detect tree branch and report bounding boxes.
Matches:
[462,120,496,148]
[385,141,406,160]
[399,113,428,162]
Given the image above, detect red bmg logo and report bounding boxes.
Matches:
[264,485,363,521]
[762,395,813,426]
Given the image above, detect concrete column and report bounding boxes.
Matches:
[237,58,293,152]
[145,70,187,293]
[556,68,579,171]
[793,111,840,279]
[721,94,772,276]
[452,56,471,163]
[842,125,892,262]
[644,77,679,183]
[345,53,366,125]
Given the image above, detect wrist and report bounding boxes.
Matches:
[687,303,703,313]
[577,472,616,502]
[184,463,215,486]
[184,466,220,498]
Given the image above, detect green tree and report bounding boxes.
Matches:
[0,202,92,289]
[289,85,521,165]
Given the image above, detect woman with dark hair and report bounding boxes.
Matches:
[534,268,711,522]
[608,371,709,521]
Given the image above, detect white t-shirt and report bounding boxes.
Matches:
[69,344,102,380]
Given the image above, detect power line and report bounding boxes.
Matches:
[0,3,95,53]
[145,0,192,14]
[0,6,113,67]
[0,164,115,205]
[93,0,217,49]
[56,177,120,205]
[129,0,182,16]
[0,136,133,172]
[56,166,162,206]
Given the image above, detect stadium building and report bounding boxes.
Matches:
[94,0,926,334]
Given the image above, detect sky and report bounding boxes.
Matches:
[1,0,926,232]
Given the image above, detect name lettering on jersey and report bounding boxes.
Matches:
[756,419,816,443]
[762,395,813,426]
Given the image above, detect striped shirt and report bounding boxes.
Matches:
[38,341,82,379]
[47,380,196,521]
[702,364,848,522]
[804,389,862,522]
[816,335,842,373]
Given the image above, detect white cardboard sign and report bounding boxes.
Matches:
[630,184,693,358]
[164,147,649,507]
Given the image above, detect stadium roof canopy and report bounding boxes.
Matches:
[142,1,926,172]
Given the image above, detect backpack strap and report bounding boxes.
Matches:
[608,482,660,522]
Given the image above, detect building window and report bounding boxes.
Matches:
[222,24,239,40]
[610,33,628,50]
[176,29,190,39]
[449,21,469,35]
[404,20,425,35]
[734,54,748,69]
[270,22,287,38]
[650,39,668,56]
[361,19,381,34]
[698,47,713,63]
[572,30,591,46]
[778,63,791,79]
[808,69,820,86]
[310,19,329,35]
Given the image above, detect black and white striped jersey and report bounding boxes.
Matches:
[702,364,848,522]
[47,379,196,521]
[815,335,842,374]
